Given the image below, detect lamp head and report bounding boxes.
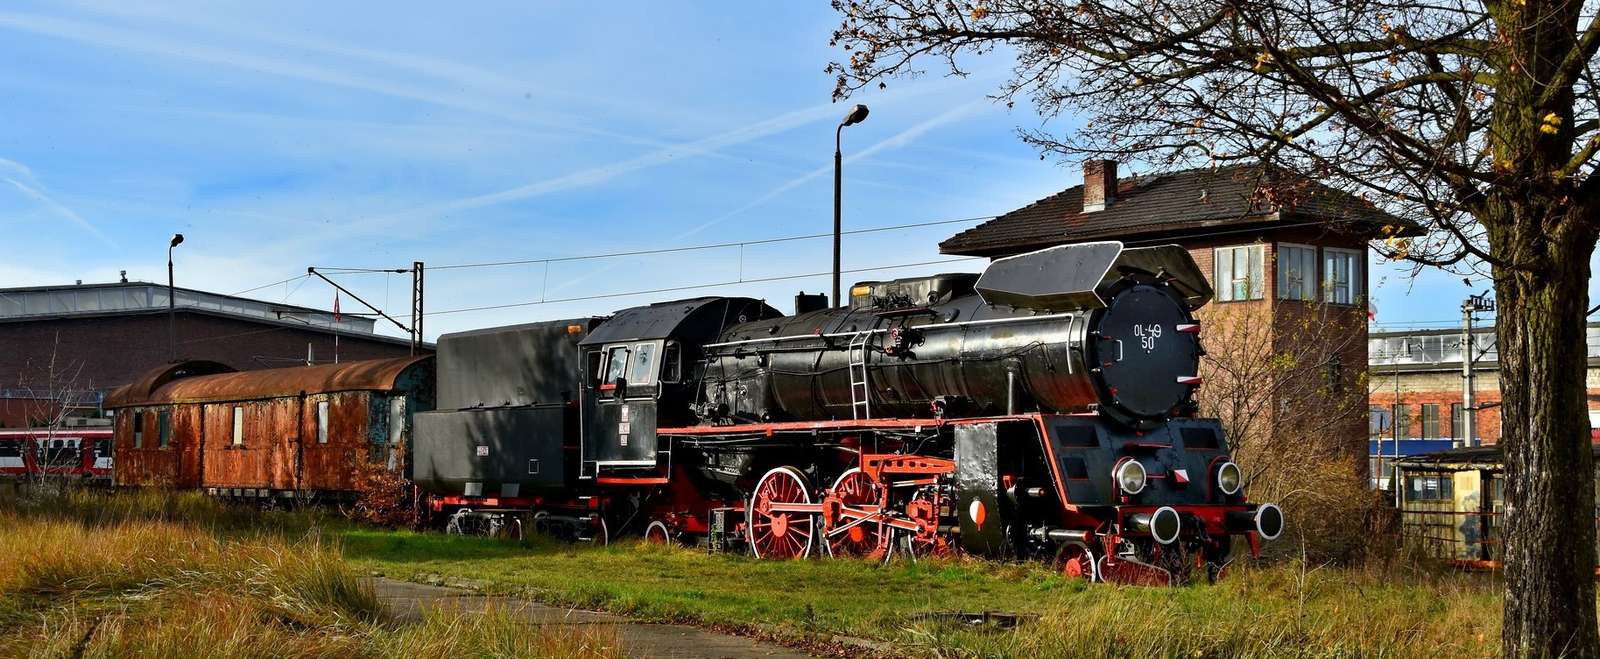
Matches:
[841,104,870,127]
[170,233,185,248]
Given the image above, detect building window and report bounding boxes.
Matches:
[1369,406,1390,438]
[1322,247,1362,305]
[1394,404,1410,440]
[132,411,144,448]
[1276,244,1317,301]
[1214,244,1264,302]
[316,401,329,444]
[1452,403,1465,440]
[1421,404,1440,439]
[1407,474,1454,501]
[157,409,172,449]
[1325,356,1344,394]
[232,406,244,446]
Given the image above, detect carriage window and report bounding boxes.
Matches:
[133,411,144,448]
[158,410,172,449]
[629,343,658,386]
[388,397,406,445]
[0,442,19,458]
[316,401,330,444]
[232,406,244,446]
[661,342,682,383]
[603,346,630,383]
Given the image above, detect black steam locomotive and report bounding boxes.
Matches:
[412,241,1282,584]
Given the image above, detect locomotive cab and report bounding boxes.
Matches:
[576,297,782,478]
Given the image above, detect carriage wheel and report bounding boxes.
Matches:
[748,466,815,559]
[645,520,675,545]
[824,468,888,559]
[1057,541,1098,581]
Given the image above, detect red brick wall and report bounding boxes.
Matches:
[0,311,425,399]
[1370,388,1516,445]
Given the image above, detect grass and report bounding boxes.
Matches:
[0,490,624,659]
[1,488,1513,657]
[343,529,1506,657]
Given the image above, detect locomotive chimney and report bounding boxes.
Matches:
[1082,159,1117,213]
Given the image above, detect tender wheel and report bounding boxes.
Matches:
[645,520,675,545]
[1056,541,1099,581]
[824,468,888,559]
[748,466,815,559]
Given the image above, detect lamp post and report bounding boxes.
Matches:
[833,103,869,308]
[167,233,184,362]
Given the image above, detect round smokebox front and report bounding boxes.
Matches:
[1093,284,1200,420]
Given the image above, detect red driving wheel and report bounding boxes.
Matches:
[1057,541,1097,581]
[824,468,888,559]
[748,466,815,559]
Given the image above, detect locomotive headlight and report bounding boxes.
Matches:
[1216,461,1243,495]
[1114,459,1147,495]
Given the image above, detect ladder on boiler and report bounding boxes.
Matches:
[847,331,872,419]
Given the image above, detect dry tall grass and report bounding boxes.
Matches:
[896,559,1502,658]
[0,496,623,659]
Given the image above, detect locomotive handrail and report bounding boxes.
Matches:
[701,311,1084,349]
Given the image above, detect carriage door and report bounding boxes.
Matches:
[583,342,661,470]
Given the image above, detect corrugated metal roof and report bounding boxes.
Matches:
[105,356,432,407]
[940,164,1416,257]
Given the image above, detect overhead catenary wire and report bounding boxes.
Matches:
[416,215,996,272]
[427,257,982,316]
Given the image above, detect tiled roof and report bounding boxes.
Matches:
[941,164,1415,256]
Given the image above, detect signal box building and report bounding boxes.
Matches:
[942,161,1413,464]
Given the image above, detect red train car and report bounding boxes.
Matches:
[104,357,434,499]
[0,428,113,481]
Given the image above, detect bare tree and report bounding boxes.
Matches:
[1195,292,1375,561]
[12,332,95,491]
[830,1,1600,653]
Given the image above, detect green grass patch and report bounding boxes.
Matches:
[343,529,1505,657]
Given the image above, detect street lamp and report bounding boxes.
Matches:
[833,103,869,308]
[168,233,184,362]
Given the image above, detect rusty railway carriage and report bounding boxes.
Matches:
[0,428,113,482]
[417,241,1284,584]
[105,356,434,498]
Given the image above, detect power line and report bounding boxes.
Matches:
[428,257,982,317]
[414,215,993,272]
[229,274,308,297]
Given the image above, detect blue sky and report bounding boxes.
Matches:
[0,2,1529,339]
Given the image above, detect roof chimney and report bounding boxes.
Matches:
[1082,159,1117,213]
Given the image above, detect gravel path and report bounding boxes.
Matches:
[370,577,816,659]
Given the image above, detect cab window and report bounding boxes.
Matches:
[603,346,630,384]
[661,342,682,383]
[629,343,658,385]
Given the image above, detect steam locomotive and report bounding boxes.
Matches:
[413,241,1283,584]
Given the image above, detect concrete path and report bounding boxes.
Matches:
[370,578,815,659]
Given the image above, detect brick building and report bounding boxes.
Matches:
[942,161,1412,461]
[0,281,426,427]
[1367,324,1600,482]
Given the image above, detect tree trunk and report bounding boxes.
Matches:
[1499,228,1599,657]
